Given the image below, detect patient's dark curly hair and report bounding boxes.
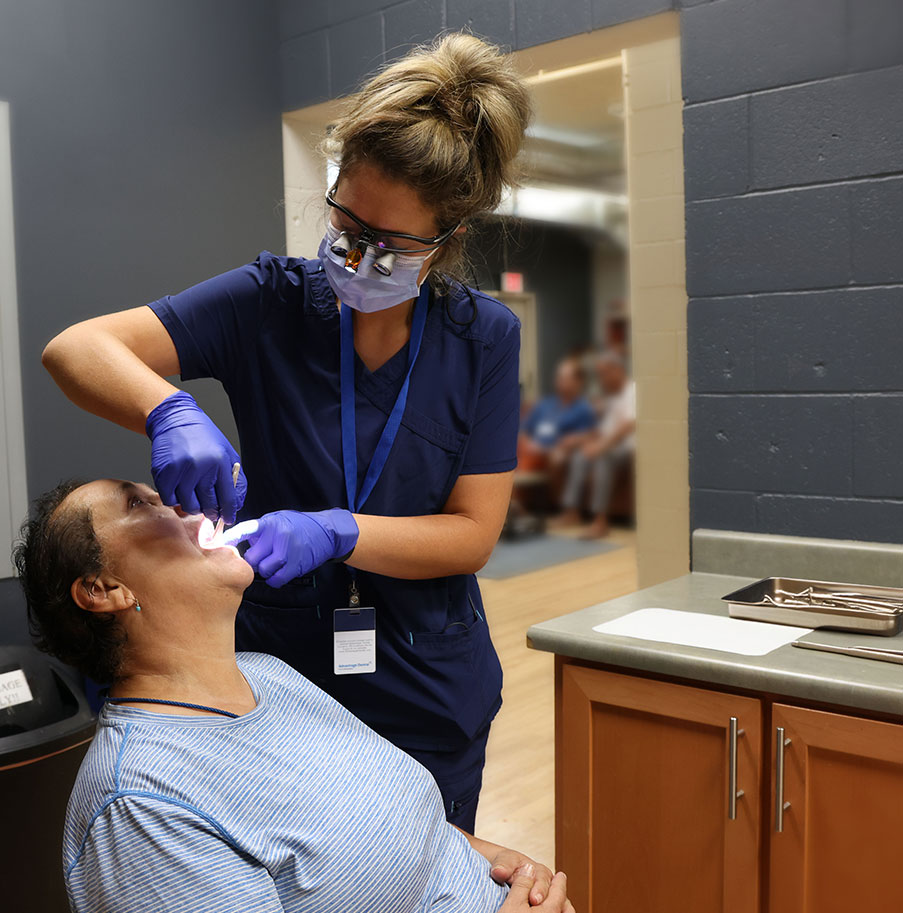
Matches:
[12,480,126,683]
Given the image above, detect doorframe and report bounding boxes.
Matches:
[281,12,688,588]
[0,100,28,577]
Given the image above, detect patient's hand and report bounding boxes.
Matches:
[455,828,553,906]
[500,866,574,913]
[488,848,553,905]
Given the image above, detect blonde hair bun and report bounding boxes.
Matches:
[329,33,532,280]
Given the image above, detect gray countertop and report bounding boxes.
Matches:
[527,571,903,718]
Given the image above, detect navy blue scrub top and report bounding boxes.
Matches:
[149,252,521,752]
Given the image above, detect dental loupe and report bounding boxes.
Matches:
[331,232,397,276]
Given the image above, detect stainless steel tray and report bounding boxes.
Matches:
[722,577,903,636]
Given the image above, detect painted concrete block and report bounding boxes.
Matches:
[447,0,515,47]
[632,239,684,289]
[638,375,688,422]
[681,0,846,102]
[329,13,384,99]
[683,96,749,201]
[277,0,388,40]
[630,149,683,199]
[757,494,903,544]
[628,101,683,154]
[853,396,903,498]
[690,489,757,533]
[850,176,903,285]
[686,186,850,297]
[691,288,903,394]
[590,0,671,31]
[689,394,853,495]
[631,194,684,244]
[277,0,329,40]
[754,289,903,393]
[848,0,903,72]
[687,298,756,393]
[384,0,445,61]
[280,30,330,110]
[751,67,903,189]
[515,0,591,48]
[628,57,680,112]
[336,0,391,21]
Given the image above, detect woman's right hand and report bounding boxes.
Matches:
[146,391,247,523]
[499,865,574,912]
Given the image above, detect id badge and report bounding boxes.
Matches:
[334,607,376,675]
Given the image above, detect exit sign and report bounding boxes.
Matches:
[501,271,524,293]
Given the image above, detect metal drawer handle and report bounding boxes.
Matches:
[775,726,792,832]
[728,717,745,820]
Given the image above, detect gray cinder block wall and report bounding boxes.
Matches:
[3,0,901,638]
[0,0,285,638]
[278,0,903,544]
[683,0,903,542]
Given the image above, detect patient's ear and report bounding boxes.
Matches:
[71,573,135,615]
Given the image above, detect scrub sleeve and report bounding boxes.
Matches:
[148,252,521,831]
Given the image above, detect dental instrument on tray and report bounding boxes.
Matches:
[722,577,903,634]
[213,462,241,540]
[791,640,903,665]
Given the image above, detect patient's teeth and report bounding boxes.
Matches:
[198,518,218,549]
[197,517,233,553]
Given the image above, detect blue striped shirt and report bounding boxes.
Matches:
[64,653,509,912]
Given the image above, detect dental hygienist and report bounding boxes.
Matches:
[42,34,531,832]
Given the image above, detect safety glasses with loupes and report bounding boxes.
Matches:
[325,184,459,276]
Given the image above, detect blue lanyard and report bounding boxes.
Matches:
[340,286,429,514]
[103,697,239,718]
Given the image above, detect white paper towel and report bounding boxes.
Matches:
[592,608,812,656]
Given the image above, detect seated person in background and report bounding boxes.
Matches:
[14,479,572,913]
[555,352,636,539]
[517,357,596,472]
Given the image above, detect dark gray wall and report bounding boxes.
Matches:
[472,221,594,395]
[279,0,903,545]
[0,1,285,636]
[277,0,687,108]
[683,0,903,542]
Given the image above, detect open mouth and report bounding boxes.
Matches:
[197,518,241,557]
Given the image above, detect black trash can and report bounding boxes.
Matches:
[0,646,96,912]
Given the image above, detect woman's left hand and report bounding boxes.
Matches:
[489,848,553,906]
[222,509,359,588]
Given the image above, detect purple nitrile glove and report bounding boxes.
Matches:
[221,509,360,589]
[146,390,247,523]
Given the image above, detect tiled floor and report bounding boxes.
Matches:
[474,527,638,869]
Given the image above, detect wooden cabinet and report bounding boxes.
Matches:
[558,664,762,913]
[556,660,903,913]
[770,704,903,913]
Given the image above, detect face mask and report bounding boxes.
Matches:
[318,222,435,313]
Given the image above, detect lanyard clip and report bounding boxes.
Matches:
[349,579,361,608]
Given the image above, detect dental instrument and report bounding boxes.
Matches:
[212,462,241,541]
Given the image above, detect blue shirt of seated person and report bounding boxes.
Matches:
[65,653,508,913]
[521,360,595,449]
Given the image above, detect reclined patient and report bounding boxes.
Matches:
[14,479,572,913]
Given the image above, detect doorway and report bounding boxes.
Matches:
[280,11,687,863]
[281,11,687,590]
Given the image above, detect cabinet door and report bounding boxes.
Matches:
[557,662,762,913]
[770,704,903,913]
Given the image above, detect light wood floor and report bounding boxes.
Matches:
[474,527,638,869]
